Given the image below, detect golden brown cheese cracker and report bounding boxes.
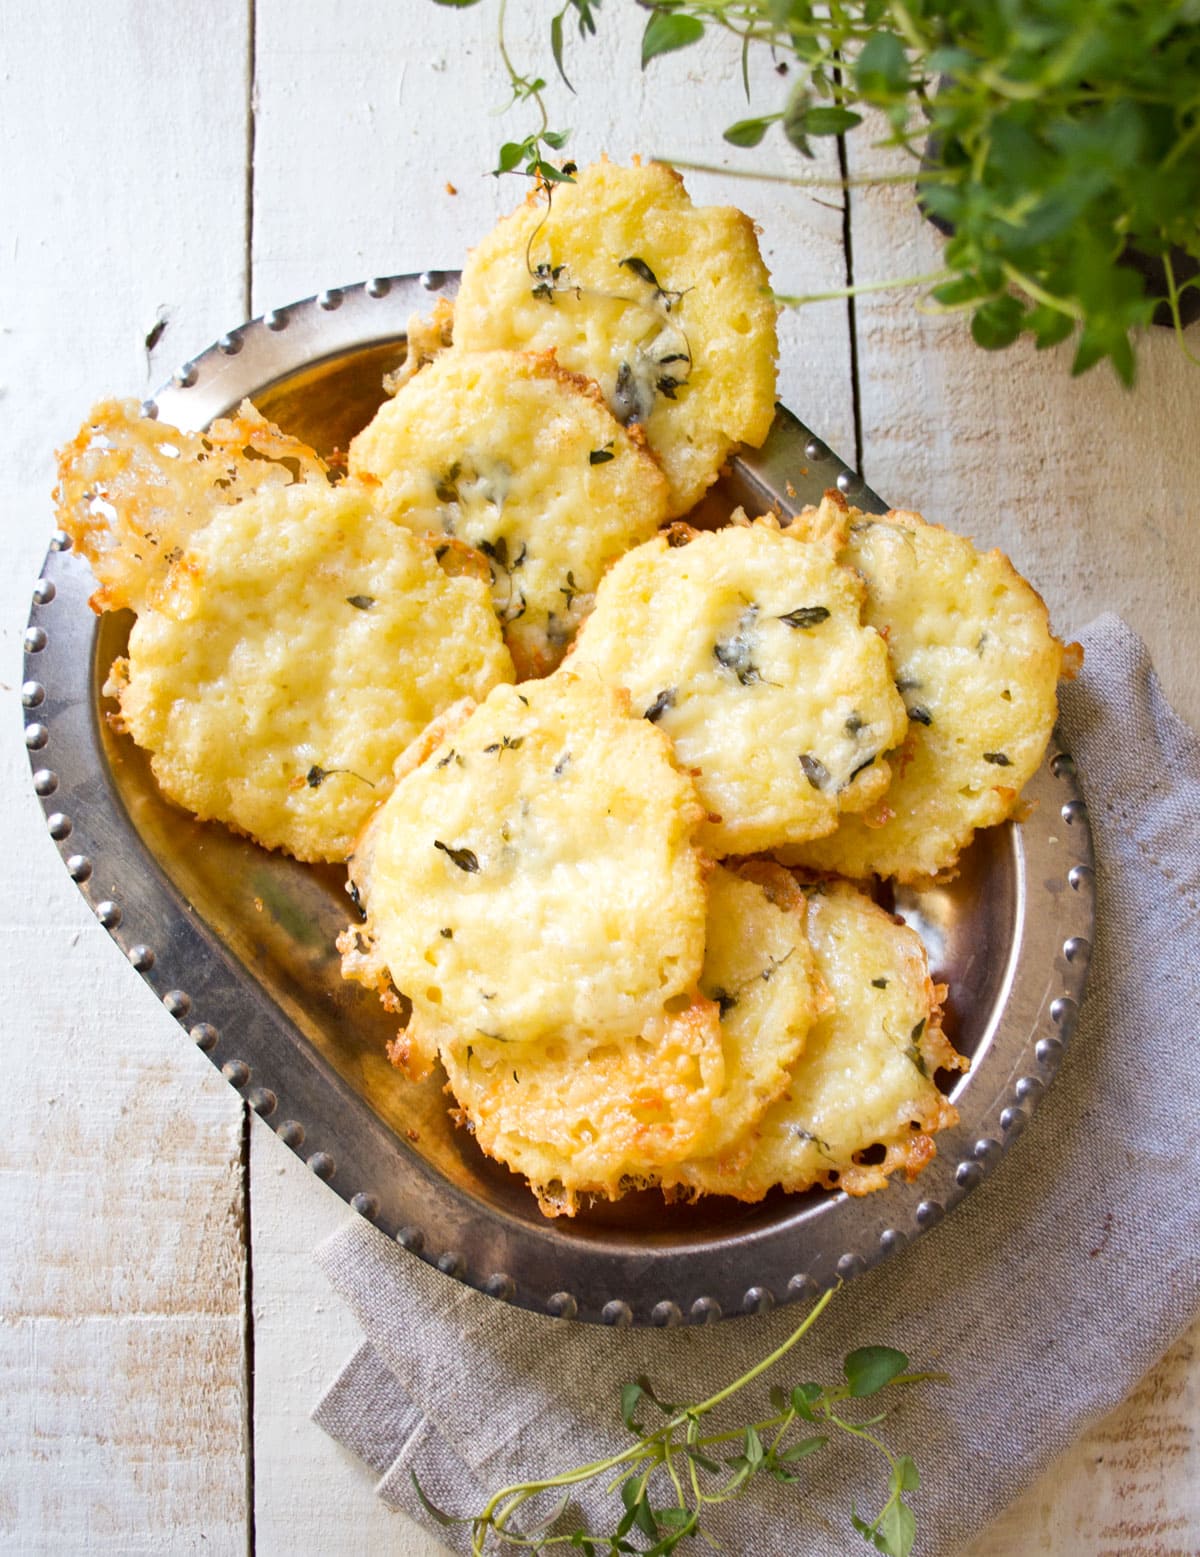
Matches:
[339,671,710,1080]
[440,993,724,1218]
[781,497,1068,881]
[56,398,329,613]
[104,480,514,863]
[679,879,963,1201]
[381,296,456,394]
[349,348,669,677]
[452,158,778,518]
[568,520,909,856]
[655,861,828,1191]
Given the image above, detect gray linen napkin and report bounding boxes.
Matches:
[313,614,1200,1555]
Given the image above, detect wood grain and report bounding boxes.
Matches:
[248,0,857,458]
[250,1121,435,1555]
[844,141,1200,732]
[0,2,251,1551]
[4,7,1199,1554]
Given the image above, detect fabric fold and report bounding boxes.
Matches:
[313,615,1200,1556]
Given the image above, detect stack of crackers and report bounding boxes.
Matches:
[58,159,1072,1217]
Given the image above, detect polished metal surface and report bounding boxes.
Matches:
[25,273,1095,1325]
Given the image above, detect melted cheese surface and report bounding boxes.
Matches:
[107,480,513,862]
[453,159,778,517]
[57,398,329,612]
[569,521,908,855]
[341,671,710,1075]
[781,501,1066,881]
[350,349,668,677]
[682,880,963,1200]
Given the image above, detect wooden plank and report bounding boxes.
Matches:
[964,1313,1200,1556]
[249,1121,441,1555]
[248,0,856,456]
[846,120,1200,1553]
[1,1,252,1550]
[844,161,1200,734]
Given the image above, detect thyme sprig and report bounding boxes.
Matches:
[444,0,1200,383]
[413,1287,944,1556]
[484,0,586,183]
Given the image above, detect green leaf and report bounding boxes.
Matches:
[1026,305,1075,350]
[620,1477,658,1538]
[550,11,572,90]
[632,1374,675,1415]
[779,1434,829,1460]
[850,1505,886,1550]
[791,1382,821,1420]
[925,45,973,75]
[970,295,1026,351]
[620,1382,646,1431]
[614,1504,638,1540]
[854,31,908,99]
[893,1455,920,1492]
[430,0,484,6]
[799,106,863,136]
[497,140,531,174]
[571,0,598,37]
[932,275,991,308]
[769,1384,788,1412]
[844,1346,910,1398]
[877,1497,917,1557]
[743,1425,764,1467]
[534,159,576,184]
[724,115,777,148]
[410,1470,464,1526]
[641,11,704,67]
[542,128,570,150]
[1072,321,1134,384]
[782,82,814,157]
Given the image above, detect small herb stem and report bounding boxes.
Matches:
[658,157,950,190]
[1000,261,1084,321]
[1163,250,1200,368]
[774,267,953,306]
[688,1285,837,1418]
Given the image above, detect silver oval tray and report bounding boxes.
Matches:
[23,272,1095,1326]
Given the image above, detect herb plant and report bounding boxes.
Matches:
[436,0,1200,383]
[414,1287,945,1556]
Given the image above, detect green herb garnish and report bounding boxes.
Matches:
[847,753,876,783]
[643,687,677,723]
[305,764,374,790]
[414,1287,941,1557]
[713,603,764,685]
[469,0,1200,383]
[779,605,831,630]
[434,840,480,874]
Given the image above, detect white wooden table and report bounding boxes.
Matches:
[3,4,1198,1552]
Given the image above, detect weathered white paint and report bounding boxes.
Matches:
[248,0,857,458]
[250,1123,436,1554]
[0,2,251,1551]
[846,136,1200,733]
[3,4,1197,1553]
